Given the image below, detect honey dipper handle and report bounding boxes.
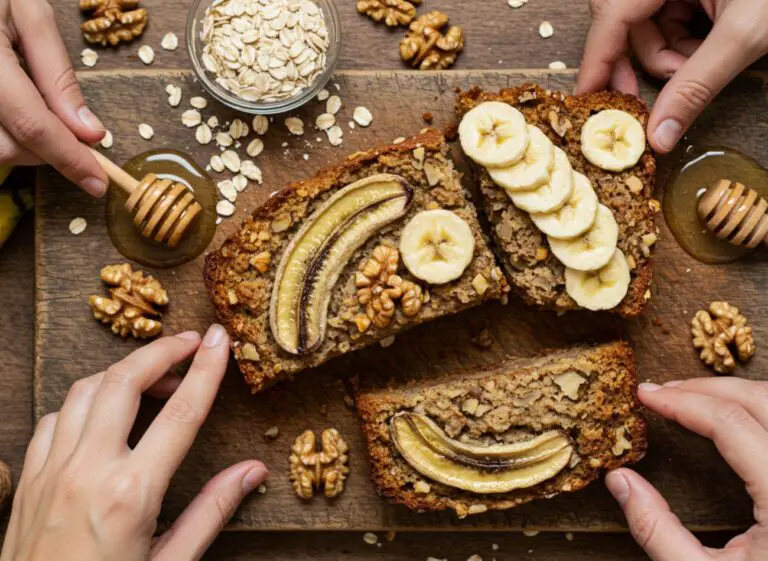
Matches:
[89,147,140,196]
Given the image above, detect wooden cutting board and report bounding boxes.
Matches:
[35,69,768,531]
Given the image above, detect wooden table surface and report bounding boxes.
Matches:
[0,0,750,557]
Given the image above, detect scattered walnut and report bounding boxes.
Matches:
[249,251,272,273]
[612,426,633,456]
[89,263,167,339]
[691,301,756,374]
[356,0,422,26]
[548,110,572,138]
[400,11,465,71]
[289,428,349,499]
[80,0,148,46]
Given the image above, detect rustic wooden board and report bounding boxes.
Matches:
[35,69,768,531]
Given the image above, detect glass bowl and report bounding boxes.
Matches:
[186,0,341,115]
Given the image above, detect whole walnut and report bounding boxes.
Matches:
[400,11,464,71]
[80,0,149,47]
[691,301,756,374]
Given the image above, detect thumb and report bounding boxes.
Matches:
[606,469,706,561]
[648,11,768,153]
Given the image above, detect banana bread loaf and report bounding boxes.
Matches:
[204,129,509,393]
[356,341,647,517]
[456,84,658,317]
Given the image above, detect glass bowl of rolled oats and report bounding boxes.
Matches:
[187,0,340,114]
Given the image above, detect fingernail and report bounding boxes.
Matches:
[176,330,200,341]
[639,382,661,393]
[78,106,106,132]
[242,465,268,493]
[81,177,107,198]
[653,119,683,152]
[605,471,630,505]
[664,380,683,388]
[203,324,226,348]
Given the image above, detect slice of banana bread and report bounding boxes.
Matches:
[456,84,658,317]
[204,129,508,393]
[356,341,647,517]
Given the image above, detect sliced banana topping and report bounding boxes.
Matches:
[459,101,530,169]
[391,412,574,494]
[565,249,631,311]
[531,172,599,240]
[488,125,555,192]
[549,204,618,271]
[581,109,645,172]
[508,147,574,213]
[400,209,475,285]
[270,174,412,355]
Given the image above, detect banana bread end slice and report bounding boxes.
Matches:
[356,341,647,517]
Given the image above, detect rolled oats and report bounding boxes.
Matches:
[69,217,87,235]
[548,60,567,69]
[315,113,335,130]
[327,125,343,146]
[181,109,203,128]
[230,118,249,139]
[138,45,155,65]
[161,32,179,51]
[253,115,269,135]
[221,150,241,172]
[196,123,213,144]
[285,116,305,135]
[216,199,236,217]
[216,131,234,147]
[138,123,154,140]
[539,21,554,38]
[317,88,330,101]
[166,84,183,107]
[326,95,342,115]
[100,130,114,149]
[81,48,99,67]
[233,174,249,191]
[218,179,238,202]
[190,96,209,109]
[246,138,265,158]
[240,160,263,183]
[208,115,220,128]
[353,106,373,127]
[210,154,226,172]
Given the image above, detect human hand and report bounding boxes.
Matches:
[0,0,108,196]
[577,0,768,153]
[605,377,768,561]
[1,325,268,561]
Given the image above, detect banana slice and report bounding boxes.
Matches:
[459,102,530,169]
[400,209,475,285]
[488,125,555,191]
[530,172,599,239]
[581,109,645,172]
[508,147,573,213]
[565,249,631,311]
[548,204,618,271]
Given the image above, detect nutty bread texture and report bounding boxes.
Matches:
[356,341,647,517]
[456,84,658,317]
[204,129,508,393]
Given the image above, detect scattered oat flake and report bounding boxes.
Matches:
[353,106,373,127]
[327,125,343,146]
[167,85,182,107]
[210,154,225,173]
[565,532,574,541]
[302,153,309,160]
[240,160,263,183]
[230,119,249,139]
[539,21,554,38]
[100,130,113,149]
[316,113,335,131]
[252,115,269,135]
[549,61,567,69]
[247,138,264,158]
[363,533,378,545]
[138,45,155,65]
[181,109,202,128]
[348,121,355,129]
[508,0,527,7]
[216,216,223,225]
[216,132,234,147]
[216,200,235,217]
[196,124,213,144]
[317,88,330,101]
[138,123,154,140]
[190,96,208,109]
[523,529,540,537]
[257,484,267,494]
[218,179,237,203]
[265,426,280,439]
[326,95,342,115]
[393,136,406,144]
[69,217,87,235]
[161,32,179,51]
[233,175,248,191]
[285,116,305,135]
[221,150,241,173]
[492,544,499,551]
[467,555,482,561]
[207,115,219,128]
[81,48,98,67]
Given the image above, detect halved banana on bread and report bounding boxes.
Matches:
[581,109,645,172]
[488,125,555,191]
[508,147,574,213]
[530,172,599,240]
[400,209,475,285]
[549,204,618,271]
[565,249,631,311]
[459,102,530,169]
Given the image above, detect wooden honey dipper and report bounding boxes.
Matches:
[90,148,202,248]
[697,179,768,249]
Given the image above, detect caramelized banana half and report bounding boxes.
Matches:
[270,174,413,355]
[390,412,573,494]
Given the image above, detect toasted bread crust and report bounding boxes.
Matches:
[456,84,657,317]
[204,129,508,393]
[356,341,647,517]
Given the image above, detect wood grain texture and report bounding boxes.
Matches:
[34,68,768,531]
[61,0,591,72]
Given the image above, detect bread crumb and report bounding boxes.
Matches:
[422,112,434,124]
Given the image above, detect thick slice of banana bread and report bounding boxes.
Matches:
[456,84,658,317]
[356,341,647,517]
[204,129,508,393]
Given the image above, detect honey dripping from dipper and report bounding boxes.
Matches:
[105,150,217,268]
[664,145,768,264]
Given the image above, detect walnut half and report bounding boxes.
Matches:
[400,11,465,71]
[80,0,149,47]
[691,301,756,374]
[289,429,349,499]
[356,0,422,27]
[89,263,167,339]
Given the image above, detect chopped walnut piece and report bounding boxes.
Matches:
[400,11,465,71]
[80,0,148,46]
[289,428,349,499]
[548,110,572,138]
[691,301,756,374]
[89,263,167,339]
[249,251,272,273]
[356,0,422,26]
